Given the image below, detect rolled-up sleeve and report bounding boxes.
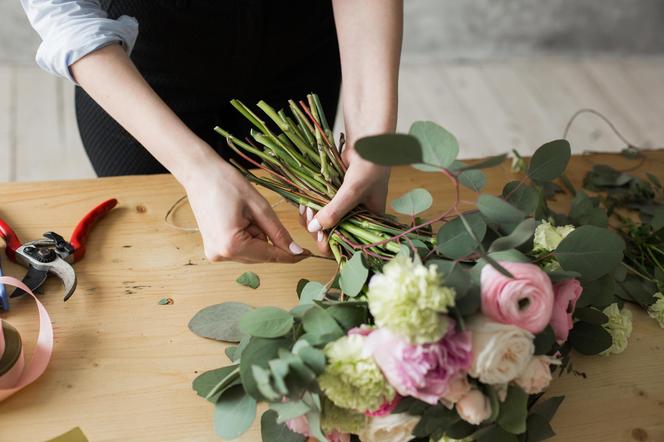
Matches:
[20,0,139,82]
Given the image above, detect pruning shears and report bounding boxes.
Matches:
[0,198,117,310]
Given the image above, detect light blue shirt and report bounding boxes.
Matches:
[21,0,139,82]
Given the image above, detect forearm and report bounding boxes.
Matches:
[332,0,403,140]
[70,44,220,183]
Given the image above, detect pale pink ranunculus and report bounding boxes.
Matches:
[285,415,310,436]
[514,355,559,394]
[439,373,471,408]
[481,261,555,333]
[365,395,401,417]
[550,279,583,343]
[455,389,492,425]
[364,325,472,405]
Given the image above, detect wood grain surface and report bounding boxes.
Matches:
[1,151,663,441]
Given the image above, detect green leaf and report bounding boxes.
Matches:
[239,307,294,338]
[429,260,471,297]
[526,414,556,441]
[236,271,260,289]
[573,307,609,325]
[455,285,481,316]
[213,385,257,440]
[240,337,290,401]
[268,358,290,396]
[503,182,540,215]
[188,302,253,343]
[297,346,327,375]
[497,386,528,434]
[475,425,519,442]
[224,346,237,362]
[554,226,625,281]
[252,365,280,401]
[409,121,459,169]
[533,326,555,355]
[652,205,664,232]
[568,321,613,355]
[299,281,326,305]
[260,410,307,442]
[327,303,368,331]
[436,212,487,259]
[527,139,571,181]
[302,306,344,340]
[546,270,582,283]
[339,252,369,297]
[488,219,539,252]
[355,134,422,166]
[270,401,312,423]
[529,396,565,422]
[452,161,487,192]
[306,411,329,442]
[577,274,616,308]
[445,420,477,438]
[477,194,526,228]
[192,365,240,402]
[455,153,507,172]
[391,188,433,216]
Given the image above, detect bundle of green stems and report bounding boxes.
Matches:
[214,94,434,263]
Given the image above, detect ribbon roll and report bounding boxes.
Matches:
[0,276,54,401]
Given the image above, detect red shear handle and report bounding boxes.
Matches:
[0,219,21,262]
[69,198,118,262]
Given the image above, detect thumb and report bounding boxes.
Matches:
[308,184,363,232]
[252,204,304,255]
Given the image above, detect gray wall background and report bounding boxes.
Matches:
[2,0,664,65]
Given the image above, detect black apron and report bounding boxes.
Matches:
[76,0,341,176]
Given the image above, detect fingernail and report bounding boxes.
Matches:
[307,218,321,233]
[299,204,305,215]
[306,207,313,223]
[317,231,324,242]
[289,242,304,255]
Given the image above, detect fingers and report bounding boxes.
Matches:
[241,237,309,263]
[299,204,332,256]
[251,202,304,256]
[307,182,363,232]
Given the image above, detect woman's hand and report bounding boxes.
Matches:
[186,158,307,264]
[300,147,390,254]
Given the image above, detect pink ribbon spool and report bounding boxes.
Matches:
[0,276,54,401]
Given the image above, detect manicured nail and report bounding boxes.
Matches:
[307,218,321,233]
[289,242,304,255]
[306,207,313,223]
[317,231,324,242]
[299,204,305,215]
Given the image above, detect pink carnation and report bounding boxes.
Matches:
[364,325,472,404]
[365,395,401,417]
[550,279,583,343]
[481,261,554,333]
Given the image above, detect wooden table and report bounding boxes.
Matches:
[1,152,663,442]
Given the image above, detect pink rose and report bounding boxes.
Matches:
[364,325,472,405]
[439,373,471,408]
[550,279,583,343]
[455,389,492,425]
[481,261,555,333]
[514,355,559,394]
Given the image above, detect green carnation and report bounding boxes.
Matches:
[321,396,367,434]
[601,303,633,355]
[367,255,456,343]
[647,292,664,328]
[433,436,474,442]
[318,334,395,411]
[533,220,575,253]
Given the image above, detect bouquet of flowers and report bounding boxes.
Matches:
[188,95,662,441]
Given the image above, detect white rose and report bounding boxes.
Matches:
[514,355,560,394]
[468,317,534,384]
[440,373,472,408]
[455,389,492,425]
[533,221,575,253]
[358,413,419,442]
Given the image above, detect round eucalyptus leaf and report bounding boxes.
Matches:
[436,212,487,259]
[299,281,326,305]
[527,139,571,181]
[213,385,257,440]
[409,121,459,169]
[568,321,613,355]
[239,307,294,338]
[391,188,433,216]
[339,252,369,297]
[554,225,625,281]
[477,194,526,227]
[355,134,422,166]
[188,302,253,343]
[261,410,307,442]
[236,271,260,289]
